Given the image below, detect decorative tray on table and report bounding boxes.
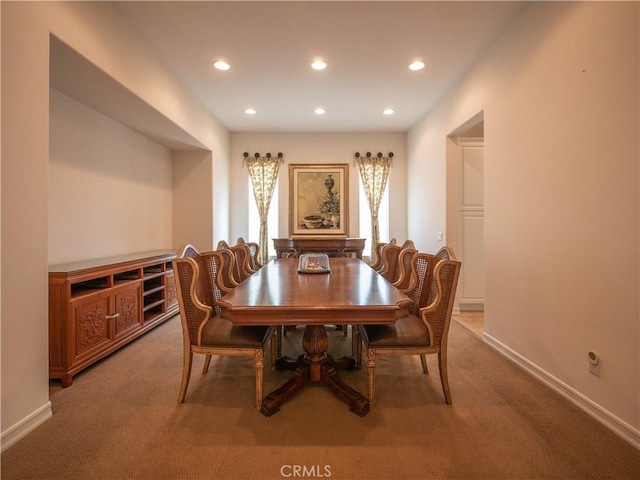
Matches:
[297,253,331,274]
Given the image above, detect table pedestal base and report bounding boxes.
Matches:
[260,325,369,417]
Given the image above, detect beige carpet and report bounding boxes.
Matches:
[2,316,639,480]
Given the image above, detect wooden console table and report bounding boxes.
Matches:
[49,250,179,386]
[273,237,366,259]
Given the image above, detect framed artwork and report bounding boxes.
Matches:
[289,164,349,236]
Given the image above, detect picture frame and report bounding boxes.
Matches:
[289,163,349,236]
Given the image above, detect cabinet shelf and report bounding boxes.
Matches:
[114,269,141,285]
[143,299,165,312]
[143,271,165,281]
[70,277,109,298]
[143,285,165,296]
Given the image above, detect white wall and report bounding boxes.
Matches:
[1,1,229,449]
[408,1,639,440]
[172,150,216,251]
[229,132,407,248]
[49,89,174,264]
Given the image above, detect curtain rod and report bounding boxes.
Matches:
[354,152,394,158]
[243,152,283,159]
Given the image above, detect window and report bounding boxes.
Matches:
[358,179,389,260]
[248,177,279,259]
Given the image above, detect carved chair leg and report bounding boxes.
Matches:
[438,351,452,405]
[255,349,264,410]
[367,348,376,408]
[420,354,429,374]
[178,351,193,404]
[202,354,212,374]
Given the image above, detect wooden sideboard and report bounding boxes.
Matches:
[48,250,179,387]
[273,237,366,259]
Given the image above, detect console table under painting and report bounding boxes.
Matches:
[48,250,179,387]
[273,237,366,259]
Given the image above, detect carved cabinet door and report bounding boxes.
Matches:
[113,283,143,339]
[73,295,111,359]
[164,270,178,311]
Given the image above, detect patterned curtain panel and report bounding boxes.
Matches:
[356,152,392,265]
[245,153,283,265]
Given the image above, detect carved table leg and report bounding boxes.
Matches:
[260,359,309,417]
[321,362,369,417]
[261,324,368,417]
[303,325,328,381]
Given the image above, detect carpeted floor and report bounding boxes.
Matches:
[2,315,639,480]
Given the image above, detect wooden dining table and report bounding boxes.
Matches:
[218,257,411,417]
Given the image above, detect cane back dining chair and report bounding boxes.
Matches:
[378,243,403,283]
[378,239,416,283]
[173,249,275,410]
[357,247,461,408]
[213,247,241,291]
[350,243,417,356]
[236,237,263,271]
[392,245,418,291]
[370,237,397,271]
[229,243,255,282]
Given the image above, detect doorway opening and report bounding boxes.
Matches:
[447,112,484,336]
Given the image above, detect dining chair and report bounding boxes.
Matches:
[233,239,286,354]
[229,243,255,281]
[210,248,240,291]
[350,245,418,356]
[357,247,461,408]
[392,246,418,291]
[378,243,403,283]
[176,243,200,259]
[216,239,231,250]
[400,239,416,250]
[215,240,243,283]
[370,237,396,271]
[236,237,262,270]
[173,251,275,410]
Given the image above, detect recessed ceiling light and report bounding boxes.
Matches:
[408,60,426,71]
[383,109,395,115]
[314,107,326,115]
[245,108,256,115]
[213,60,230,71]
[311,59,327,71]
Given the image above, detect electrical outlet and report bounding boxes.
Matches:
[436,232,443,242]
[589,363,600,376]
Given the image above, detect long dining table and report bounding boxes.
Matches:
[218,257,411,417]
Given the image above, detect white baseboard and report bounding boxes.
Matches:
[1,401,52,452]
[483,332,640,451]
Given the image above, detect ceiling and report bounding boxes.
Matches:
[51,2,526,144]
[111,1,526,133]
